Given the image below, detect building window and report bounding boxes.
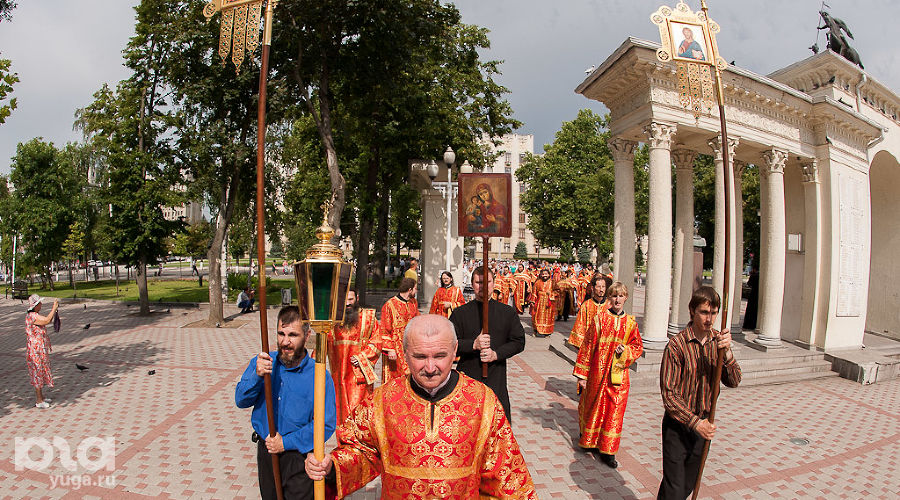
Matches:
[519,153,526,164]
[519,182,526,193]
[504,243,511,252]
[505,152,512,166]
[519,213,526,224]
[519,229,525,239]
[505,166,511,174]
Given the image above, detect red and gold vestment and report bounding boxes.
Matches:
[331,373,537,499]
[429,285,465,318]
[329,308,381,425]
[530,279,555,335]
[512,272,530,314]
[380,295,419,382]
[573,309,643,454]
[567,298,609,348]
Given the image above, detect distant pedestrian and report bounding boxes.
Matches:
[191,261,199,276]
[25,294,58,409]
[404,257,419,281]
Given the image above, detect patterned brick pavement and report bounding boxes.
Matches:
[0,298,897,499]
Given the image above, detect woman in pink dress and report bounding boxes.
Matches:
[25,294,58,409]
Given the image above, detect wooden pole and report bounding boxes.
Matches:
[481,237,489,379]
[313,326,328,500]
[693,2,731,498]
[254,2,283,499]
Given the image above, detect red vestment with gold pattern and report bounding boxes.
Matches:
[530,279,555,335]
[567,298,609,348]
[573,309,643,454]
[380,296,418,382]
[329,308,381,425]
[429,285,465,318]
[512,272,530,314]
[575,272,591,304]
[331,373,537,499]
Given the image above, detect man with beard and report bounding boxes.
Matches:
[305,315,537,499]
[530,268,556,337]
[235,306,337,499]
[328,290,381,424]
[381,277,419,382]
[429,271,465,318]
[450,266,526,422]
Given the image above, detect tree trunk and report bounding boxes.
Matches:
[136,256,150,315]
[353,154,380,307]
[115,265,120,297]
[207,161,241,325]
[372,175,389,285]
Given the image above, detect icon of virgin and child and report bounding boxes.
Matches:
[464,183,508,235]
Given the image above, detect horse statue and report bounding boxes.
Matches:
[818,11,864,69]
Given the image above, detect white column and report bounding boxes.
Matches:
[755,148,788,348]
[731,161,746,334]
[799,160,823,348]
[669,149,696,333]
[609,137,638,311]
[708,135,739,311]
[643,122,677,349]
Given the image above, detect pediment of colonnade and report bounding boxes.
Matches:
[576,38,882,166]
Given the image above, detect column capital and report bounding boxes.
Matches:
[801,159,819,183]
[607,137,638,162]
[707,135,740,163]
[761,148,788,175]
[734,159,747,178]
[644,122,677,150]
[671,148,696,171]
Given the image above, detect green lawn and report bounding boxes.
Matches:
[31,278,298,306]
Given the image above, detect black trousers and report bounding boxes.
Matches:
[257,440,314,500]
[657,413,707,500]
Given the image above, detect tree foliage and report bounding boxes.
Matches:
[517,109,615,261]
[0,56,17,125]
[2,139,85,288]
[173,220,212,259]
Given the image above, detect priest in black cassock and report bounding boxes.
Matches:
[449,266,526,422]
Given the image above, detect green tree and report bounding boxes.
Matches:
[278,0,518,305]
[0,56,17,125]
[62,221,85,289]
[75,4,183,315]
[576,245,592,263]
[173,220,212,259]
[741,164,760,266]
[517,109,614,261]
[4,139,83,288]
[513,241,528,260]
[559,241,574,263]
[692,155,715,270]
[0,2,16,124]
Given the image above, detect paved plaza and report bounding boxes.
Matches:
[0,298,897,499]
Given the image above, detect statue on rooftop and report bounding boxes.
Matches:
[818,10,864,69]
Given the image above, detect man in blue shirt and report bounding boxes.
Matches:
[235,306,336,500]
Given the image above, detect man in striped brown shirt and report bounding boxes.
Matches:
[657,286,741,500]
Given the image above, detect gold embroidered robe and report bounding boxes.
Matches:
[429,285,465,318]
[573,309,643,454]
[380,296,419,382]
[567,298,609,348]
[329,308,381,425]
[331,374,537,499]
[512,272,530,314]
[530,279,555,335]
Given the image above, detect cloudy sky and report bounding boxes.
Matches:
[1,0,897,172]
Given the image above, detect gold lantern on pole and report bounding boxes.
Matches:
[293,201,353,500]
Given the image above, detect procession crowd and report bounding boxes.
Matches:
[232,257,741,499]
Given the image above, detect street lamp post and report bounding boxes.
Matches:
[426,147,471,273]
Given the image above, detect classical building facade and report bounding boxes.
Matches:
[577,38,899,352]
